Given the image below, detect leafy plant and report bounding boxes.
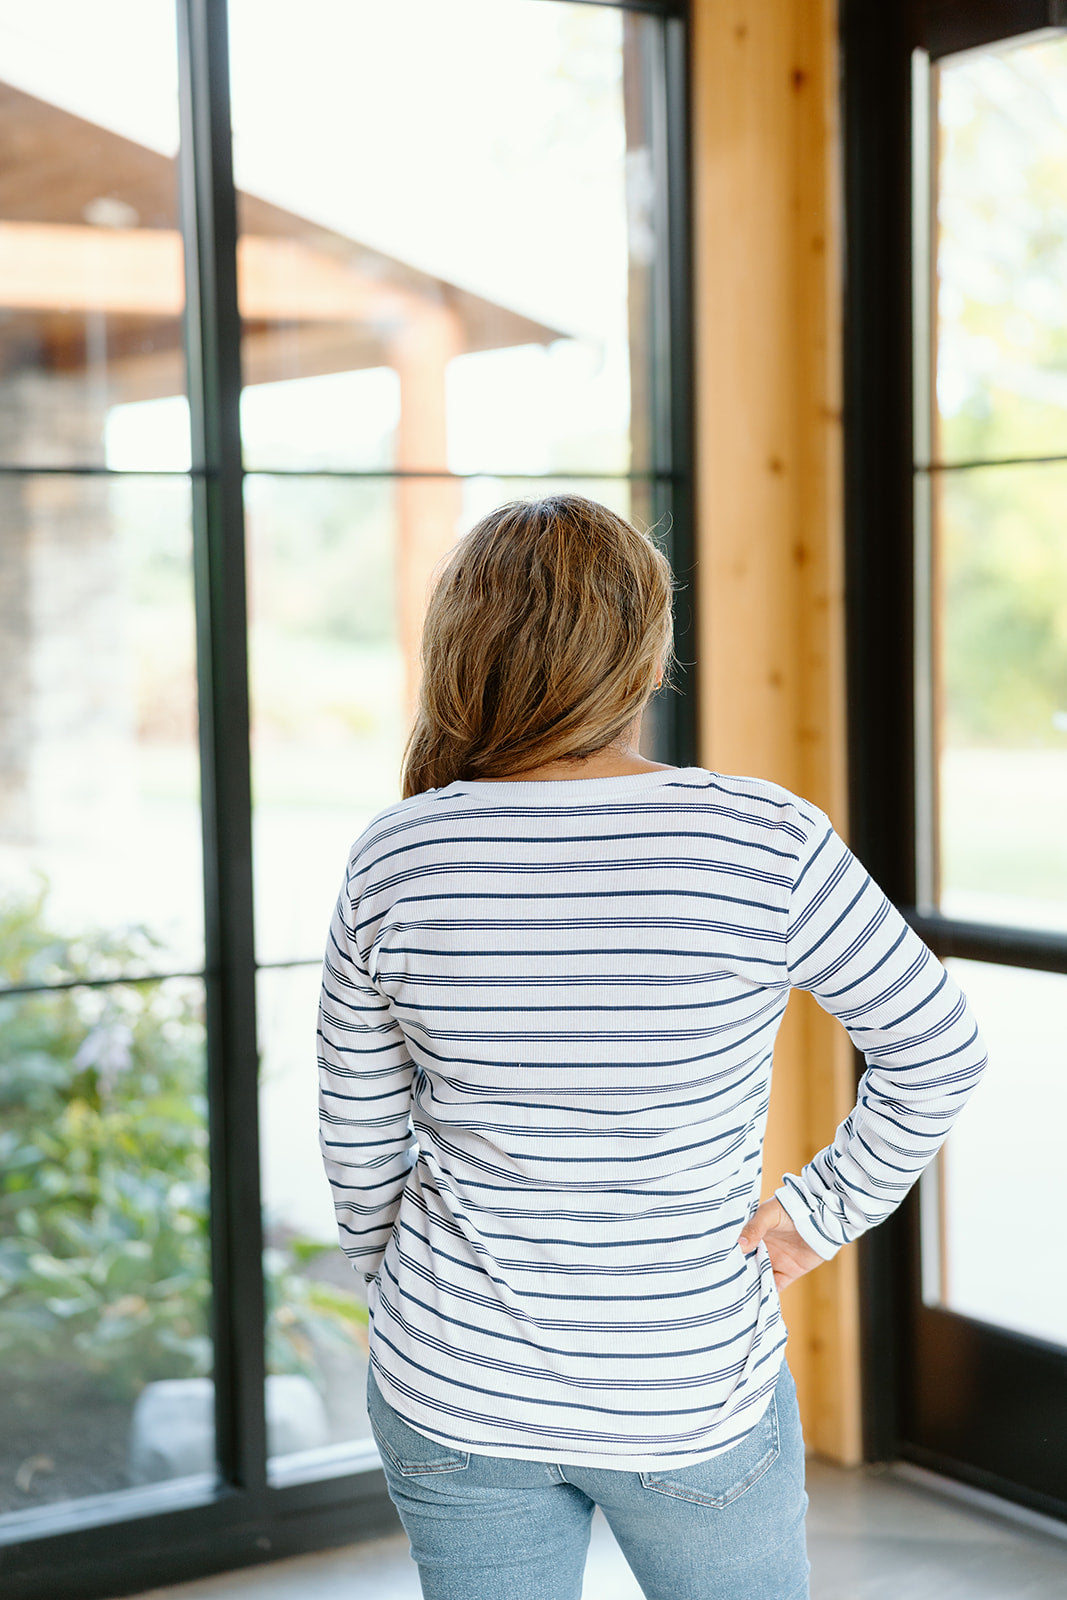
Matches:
[265,1239,369,1380]
[0,888,365,1403]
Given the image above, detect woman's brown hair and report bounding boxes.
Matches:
[401,495,675,798]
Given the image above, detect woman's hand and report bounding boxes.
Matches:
[738,1198,824,1292]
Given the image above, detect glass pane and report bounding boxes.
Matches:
[921,959,1067,1347]
[248,472,640,965]
[0,976,212,1514]
[933,462,1067,931]
[0,475,203,979]
[229,0,662,475]
[247,475,403,969]
[258,965,373,1473]
[0,2,188,470]
[934,34,1067,466]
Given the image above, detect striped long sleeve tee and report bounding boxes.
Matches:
[317,765,987,1470]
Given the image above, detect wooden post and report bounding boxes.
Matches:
[390,302,465,725]
[691,0,862,1463]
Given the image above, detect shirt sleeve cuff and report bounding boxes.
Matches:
[775,1183,842,1262]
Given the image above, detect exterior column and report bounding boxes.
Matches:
[0,371,129,872]
[389,299,465,729]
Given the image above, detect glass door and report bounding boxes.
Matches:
[907,20,1067,1514]
[223,0,692,1486]
[0,0,219,1528]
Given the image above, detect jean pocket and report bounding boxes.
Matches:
[367,1366,470,1477]
[638,1390,780,1508]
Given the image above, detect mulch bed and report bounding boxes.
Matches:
[0,1369,134,1515]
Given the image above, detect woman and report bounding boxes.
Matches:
[317,495,986,1600]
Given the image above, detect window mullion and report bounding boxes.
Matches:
[176,0,266,1495]
[662,10,697,765]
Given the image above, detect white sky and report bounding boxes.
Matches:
[0,0,629,341]
[0,0,634,473]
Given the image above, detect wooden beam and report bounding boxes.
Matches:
[692,0,861,1464]
[0,221,415,322]
[239,235,412,325]
[0,221,183,316]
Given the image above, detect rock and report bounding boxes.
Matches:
[264,1373,331,1458]
[128,1375,330,1483]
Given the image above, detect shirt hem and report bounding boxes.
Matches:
[369,1343,788,1472]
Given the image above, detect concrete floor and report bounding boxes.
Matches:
[130,1460,1067,1600]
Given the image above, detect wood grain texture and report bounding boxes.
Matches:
[691,0,862,1464]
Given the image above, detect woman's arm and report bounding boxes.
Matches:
[317,875,417,1287]
[741,811,988,1283]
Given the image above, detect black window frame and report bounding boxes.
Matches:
[0,2,695,1596]
[842,0,1067,1520]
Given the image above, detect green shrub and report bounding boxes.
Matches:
[0,889,365,1403]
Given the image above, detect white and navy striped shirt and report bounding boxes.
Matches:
[317,765,986,1469]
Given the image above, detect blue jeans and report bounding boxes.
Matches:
[366,1361,810,1600]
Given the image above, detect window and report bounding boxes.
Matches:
[0,1,692,1590]
[913,29,1067,1350]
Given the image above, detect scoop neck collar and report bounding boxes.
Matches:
[437,766,708,802]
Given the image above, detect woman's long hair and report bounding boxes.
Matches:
[401,495,676,798]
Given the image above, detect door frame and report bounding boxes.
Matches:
[841,0,1067,1519]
